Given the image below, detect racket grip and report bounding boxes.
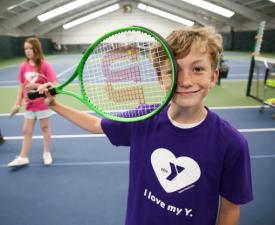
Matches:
[27,88,57,100]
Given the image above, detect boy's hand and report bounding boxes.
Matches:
[37,82,53,94]
[37,82,57,107]
[10,105,21,117]
[45,94,57,107]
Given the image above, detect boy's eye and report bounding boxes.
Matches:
[193,66,205,73]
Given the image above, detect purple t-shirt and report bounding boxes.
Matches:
[101,106,253,225]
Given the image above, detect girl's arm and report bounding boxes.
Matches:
[10,84,24,116]
[14,83,24,107]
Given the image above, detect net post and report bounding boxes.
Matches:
[246,21,265,97]
[264,67,270,85]
[246,55,255,96]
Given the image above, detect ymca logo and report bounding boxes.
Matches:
[166,162,185,181]
[151,148,201,193]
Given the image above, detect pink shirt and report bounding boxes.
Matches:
[18,60,57,111]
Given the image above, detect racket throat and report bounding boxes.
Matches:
[49,88,58,96]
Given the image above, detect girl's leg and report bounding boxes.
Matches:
[39,117,51,153]
[40,117,53,165]
[19,118,36,157]
[7,118,35,167]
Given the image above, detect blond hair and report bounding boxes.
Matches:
[166,26,223,69]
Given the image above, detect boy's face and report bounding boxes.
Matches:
[167,44,218,110]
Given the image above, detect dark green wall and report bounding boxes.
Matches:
[221,29,275,52]
[1,29,274,59]
[0,36,18,58]
[0,36,53,59]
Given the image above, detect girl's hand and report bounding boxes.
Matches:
[25,82,39,90]
[10,104,21,117]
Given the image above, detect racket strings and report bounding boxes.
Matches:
[82,30,173,118]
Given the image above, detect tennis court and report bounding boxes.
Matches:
[1,1,275,225]
[0,52,274,225]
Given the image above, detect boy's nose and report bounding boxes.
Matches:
[177,71,192,87]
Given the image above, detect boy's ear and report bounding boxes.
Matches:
[210,68,219,88]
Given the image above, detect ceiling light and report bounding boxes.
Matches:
[37,0,96,22]
[180,0,235,18]
[138,3,194,26]
[63,4,120,29]
[7,5,16,10]
[268,0,275,3]
[7,0,30,11]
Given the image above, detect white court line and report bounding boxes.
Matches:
[0,160,129,168]
[4,134,106,140]
[238,128,275,133]
[0,64,76,86]
[0,105,264,117]
[57,64,76,78]
[2,127,275,141]
[251,154,275,159]
[0,155,274,168]
[0,80,18,84]
[0,85,19,88]
[0,109,91,117]
[210,105,262,109]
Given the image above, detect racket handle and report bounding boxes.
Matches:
[27,88,57,100]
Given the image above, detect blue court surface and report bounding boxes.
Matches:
[0,107,275,225]
[0,53,275,225]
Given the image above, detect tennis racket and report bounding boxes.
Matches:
[28,26,177,122]
[11,72,49,117]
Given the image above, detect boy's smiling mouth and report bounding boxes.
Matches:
[175,89,201,95]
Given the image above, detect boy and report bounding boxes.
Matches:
[41,26,253,225]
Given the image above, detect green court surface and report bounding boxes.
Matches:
[0,57,24,68]
[0,85,88,114]
[205,80,260,106]
[0,51,264,114]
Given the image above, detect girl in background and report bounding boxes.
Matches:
[8,37,57,167]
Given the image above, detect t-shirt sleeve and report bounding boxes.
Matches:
[44,61,57,82]
[101,119,132,146]
[220,133,253,204]
[18,64,25,84]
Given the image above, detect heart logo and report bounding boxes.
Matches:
[151,148,201,193]
[25,72,38,83]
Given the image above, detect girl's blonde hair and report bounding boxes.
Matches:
[24,37,44,72]
[166,26,223,69]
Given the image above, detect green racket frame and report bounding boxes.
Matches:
[31,26,177,122]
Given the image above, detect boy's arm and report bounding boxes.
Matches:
[38,83,103,134]
[49,101,103,134]
[217,197,240,225]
